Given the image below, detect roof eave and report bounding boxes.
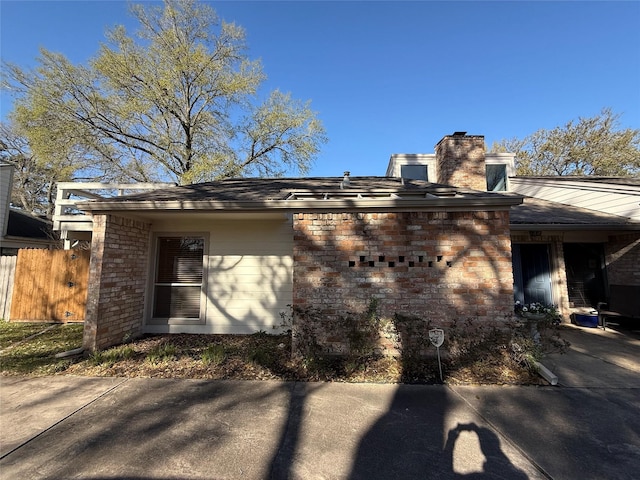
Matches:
[78,196,523,214]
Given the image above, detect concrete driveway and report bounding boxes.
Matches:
[1,324,638,480]
[543,323,640,388]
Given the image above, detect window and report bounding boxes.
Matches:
[486,164,507,191]
[400,165,428,181]
[152,236,204,321]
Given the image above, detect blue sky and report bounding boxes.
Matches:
[1,1,639,177]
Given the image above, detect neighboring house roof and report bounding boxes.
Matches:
[78,176,523,213]
[510,196,640,230]
[6,208,55,239]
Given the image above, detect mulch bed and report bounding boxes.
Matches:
[61,332,547,385]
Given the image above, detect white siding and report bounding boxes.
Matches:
[510,178,640,220]
[386,154,436,181]
[147,216,293,334]
[0,163,14,239]
[385,152,515,189]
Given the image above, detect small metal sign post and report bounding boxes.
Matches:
[429,328,445,382]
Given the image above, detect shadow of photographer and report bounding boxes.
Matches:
[443,422,529,479]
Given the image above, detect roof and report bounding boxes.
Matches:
[510,196,640,230]
[69,176,640,231]
[87,177,454,202]
[6,209,55,239]
[78,176,523,213]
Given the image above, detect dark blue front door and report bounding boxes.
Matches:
[513,244,553,305]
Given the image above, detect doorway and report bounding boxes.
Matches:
[512,244,553,305]
[563,243,607,308]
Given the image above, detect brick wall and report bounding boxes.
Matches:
[605,233,640,286]
[292,210,514,353]
[435,134,486,191]
[83,214,151,351]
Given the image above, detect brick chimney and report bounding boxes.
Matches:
[435,132,486,190]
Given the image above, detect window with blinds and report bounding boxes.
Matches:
[153,236,204,319]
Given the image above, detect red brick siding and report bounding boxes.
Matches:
[83,214,151,351]
[435,135,486,191]
[293,211,514,351]
[605,233,640,286]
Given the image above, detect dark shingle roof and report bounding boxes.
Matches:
[98,176,457,203]
[7,209,54,239]
[75,176,639,229]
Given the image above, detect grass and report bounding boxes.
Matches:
[89,344,137,367]
[201,344,226,365]
[0,322,60,350]
[146,343,178,364]
[0,322,84,375]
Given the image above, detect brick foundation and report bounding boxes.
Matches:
[292,211,515,353]
[83,214,151,351]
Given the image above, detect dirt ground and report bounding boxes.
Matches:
[60,331,554,385]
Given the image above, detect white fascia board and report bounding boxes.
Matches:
[1,236,61,248]
[56,182,176,190]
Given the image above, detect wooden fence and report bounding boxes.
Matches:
[0,255,17,320]
[7,249,90,322]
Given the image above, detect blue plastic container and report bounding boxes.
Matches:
[575,314,599,328]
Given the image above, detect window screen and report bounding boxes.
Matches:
[486,164,507,191]
[400,165,428,181]
[153,236,204,319]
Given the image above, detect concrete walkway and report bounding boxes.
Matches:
[1,324,638,480]
[543,323,640,387]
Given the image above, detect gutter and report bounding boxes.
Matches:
[533,361,559,386]
[55,347,84,358]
